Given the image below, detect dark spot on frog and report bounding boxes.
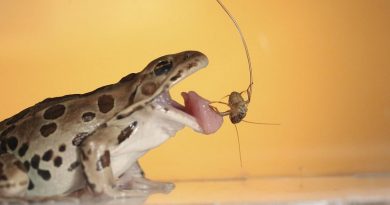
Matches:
[117,121,137,144]
[164,107,169,112]
[170,74,181,82]
[82,112,96,122]
[116,115,124,120]
[24,161,30,172]
[13,160,27,173]
[28,180,34,190]
[59,144,66,152]
[6,136,18,151]
[170,70,183,82]
[187,62,198,69]
[0,175,7,181]
[141,82,157,96]
[43,104,66,120]
[54,156,62,167]
[42,150,53,161]
[68,161,80,172]
[98,95,115,113]
[96,150,110,171]
[37,169,51,180]
[40,123,57,137]
[18,143,29,157]
[31,154,40,169]
[0,125,15,138]
[5,108,30,125]
[72,132,90,146]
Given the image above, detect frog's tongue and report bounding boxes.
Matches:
[181,91,223,134]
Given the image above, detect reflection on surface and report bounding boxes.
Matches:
[3,177,389,205]
[146,177,390,205]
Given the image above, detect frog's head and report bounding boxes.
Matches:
[135,50,208,99]
[118,51,222,135]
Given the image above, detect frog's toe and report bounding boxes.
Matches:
[128,178,175,194]
[107,188,150,198]
[159,182,175,194]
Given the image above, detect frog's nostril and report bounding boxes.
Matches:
[184,53,191,60]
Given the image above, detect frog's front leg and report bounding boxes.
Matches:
[116,161,175,194]
[80,128,148,198]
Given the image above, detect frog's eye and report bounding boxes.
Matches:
[154,60,173,76]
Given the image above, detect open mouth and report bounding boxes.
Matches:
[152,91,224,134]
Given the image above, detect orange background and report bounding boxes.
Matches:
[0,0,389,181]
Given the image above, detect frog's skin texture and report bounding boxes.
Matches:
[0,51,208,198]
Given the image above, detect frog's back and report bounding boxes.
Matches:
[0,75,138,196]
[1,82,134,144]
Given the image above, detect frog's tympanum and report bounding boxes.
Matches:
[0,51,223,198]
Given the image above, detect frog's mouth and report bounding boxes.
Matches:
[153,91,223,134]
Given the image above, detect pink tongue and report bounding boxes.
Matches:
[181,91,223,134]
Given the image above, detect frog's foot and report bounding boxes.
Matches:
[102,188,149,198]
[117,177,175,194]
[116,161,175,194]
[131,178,175,194]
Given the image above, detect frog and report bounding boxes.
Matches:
[0,51,223,199]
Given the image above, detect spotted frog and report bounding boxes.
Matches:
[0,51,223,198]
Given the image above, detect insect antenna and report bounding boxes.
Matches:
[234,120,279,168]
[234,124,243,168]
[216,0,253,102]
[216,0,254,168]
[242,120,280,125]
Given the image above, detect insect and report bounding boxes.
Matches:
[211,0,254,124]
[212,0,279,167]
